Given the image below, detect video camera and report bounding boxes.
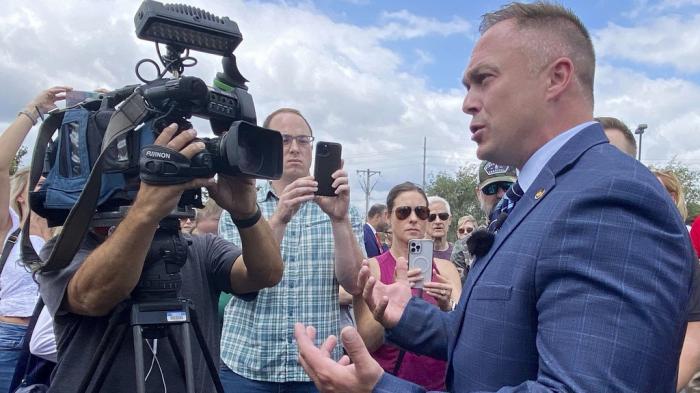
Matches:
[30,0,282,229]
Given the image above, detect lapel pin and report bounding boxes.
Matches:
[534,189,546,200]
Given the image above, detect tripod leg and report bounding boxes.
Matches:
[133,325,147,393]
[78,307,129,393]
[190,307,225,393]
[166,326,187,383]
[180,323,196,393]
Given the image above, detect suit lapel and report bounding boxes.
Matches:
[447,123,609,371]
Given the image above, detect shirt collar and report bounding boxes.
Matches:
[366,223,377,235]
[258,181,277,203]
[518,121,596,193]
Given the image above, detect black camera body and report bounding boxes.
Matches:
[137,75,282,189]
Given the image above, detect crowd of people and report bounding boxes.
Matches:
[0,2,699,393]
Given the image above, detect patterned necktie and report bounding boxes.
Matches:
[488,181,524,233]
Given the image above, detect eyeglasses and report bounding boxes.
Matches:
[281,134,315,146]
[393,206,430,221]
[481,181,513,196]
[458,227,474,235]
[428,212,450,222]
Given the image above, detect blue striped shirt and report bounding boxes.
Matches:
[219,181,364,382]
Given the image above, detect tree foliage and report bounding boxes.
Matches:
[9,145,28,175]
[652,159,700,221]
[426,163,483,242]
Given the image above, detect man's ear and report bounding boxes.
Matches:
[545,57,575,101]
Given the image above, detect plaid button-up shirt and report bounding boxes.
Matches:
[219,181,364,382]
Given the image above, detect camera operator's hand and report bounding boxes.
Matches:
[207,175,257,219]
[133,123,213,223]
[271,176,317,224]
[314,162,350,223]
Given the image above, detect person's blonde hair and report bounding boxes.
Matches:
[652,169,688,221]
[458,215,478,227]
[9,167,30,221]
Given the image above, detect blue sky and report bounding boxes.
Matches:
[1,0,699,212]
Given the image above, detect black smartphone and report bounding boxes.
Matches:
[314,141,342,197]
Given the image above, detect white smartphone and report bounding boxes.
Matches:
[408,239,433,289]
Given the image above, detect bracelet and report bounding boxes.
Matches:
[232,205,262,229]
[17,110,38,126]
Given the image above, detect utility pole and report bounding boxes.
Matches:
[422,136,427,189]
[635,124,648,162]
[357,169,381,218]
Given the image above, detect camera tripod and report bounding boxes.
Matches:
[76,216,225,393]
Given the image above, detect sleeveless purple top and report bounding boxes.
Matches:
[370,251,447,391]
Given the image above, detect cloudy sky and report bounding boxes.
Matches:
[1,0,699,213]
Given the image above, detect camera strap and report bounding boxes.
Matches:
[22,93,150,272]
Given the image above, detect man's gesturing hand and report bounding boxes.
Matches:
[359,257,412,329]
[295,323,384,393]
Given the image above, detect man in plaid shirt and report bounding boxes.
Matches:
[218,108,365,392]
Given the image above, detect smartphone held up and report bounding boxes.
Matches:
[408,239,433,289]
[313,141,342,197]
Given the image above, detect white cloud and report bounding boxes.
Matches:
[0,0,474,211]
[374,10,472,40]
[594,64,700,165]
[3,0,698,214]
[594,14,700,73]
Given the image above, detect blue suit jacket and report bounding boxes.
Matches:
[364,223,383,258]
[375,125,695,392]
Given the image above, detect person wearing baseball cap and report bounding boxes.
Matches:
[475,160,517,222]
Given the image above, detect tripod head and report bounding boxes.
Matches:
[133,215,190,302]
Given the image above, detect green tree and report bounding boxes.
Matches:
[9,145,28,175]
[653,160,700,221]
[426,163,483,242]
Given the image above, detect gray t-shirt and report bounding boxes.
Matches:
[38,232,242,393]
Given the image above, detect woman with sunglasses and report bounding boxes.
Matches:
[353,182,461,391]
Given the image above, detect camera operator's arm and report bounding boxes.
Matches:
[65,124,210,316]
[0,87,70,231]
[315,166,365,295]
[207,175,283,293]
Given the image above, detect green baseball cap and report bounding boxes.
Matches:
[478,161,517,189]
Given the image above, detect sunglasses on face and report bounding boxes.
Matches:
[393,206,430,221]
[281,134,315,146]
[458,227,474,235]
[428,212,450,222]
[481,181,513,196]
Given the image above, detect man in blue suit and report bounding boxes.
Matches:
[363,204,389,258]
[294,2,695,392]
